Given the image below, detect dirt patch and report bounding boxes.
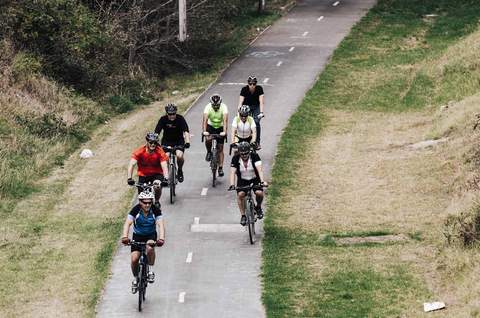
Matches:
[334,234,409,245]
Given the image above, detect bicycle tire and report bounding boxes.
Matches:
[210,154,217,188]
[169,161,175,204]
[138,264,144,312]
[246,198,255,244]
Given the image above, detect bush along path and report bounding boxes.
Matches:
[263,0,480,317]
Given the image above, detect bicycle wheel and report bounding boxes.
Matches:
[137,264,144,312]
[210,153,217,188]
[246,198,255,244]
[169,162,175,204]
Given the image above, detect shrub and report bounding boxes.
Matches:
[444,204,480,246]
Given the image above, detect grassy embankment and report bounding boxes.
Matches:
[0,1,292,317]
[263,0,480,317]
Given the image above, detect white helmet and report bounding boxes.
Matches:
[138,191,154,200]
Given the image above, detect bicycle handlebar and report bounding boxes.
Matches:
[162,145,184,153]
[228,183,268,192]
[127,240,156,247]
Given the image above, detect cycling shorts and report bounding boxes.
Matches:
[131,232,157,253]
[206,125,225,144]
[236,177,262,193]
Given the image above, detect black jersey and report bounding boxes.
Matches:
[240,85,264,107]
[154,114,189,144]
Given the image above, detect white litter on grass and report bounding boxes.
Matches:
[409,138,448,150]
[423,301,445,312]
[80,149,94,159]
[172,90,179,95]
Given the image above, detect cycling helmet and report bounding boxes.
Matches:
[210,94,222,109]
[239,105,250,117]
[165,103,177,115]
[145,132,159,144]
[247,75,257,85]
[138,191,154,200]
[237,141,251,154]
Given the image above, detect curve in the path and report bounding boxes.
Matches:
[96,0,376,317]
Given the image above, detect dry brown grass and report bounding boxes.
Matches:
[275,95,480,316]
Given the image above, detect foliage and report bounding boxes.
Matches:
[445,205,480,246]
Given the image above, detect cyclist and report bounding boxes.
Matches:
[237,75,264,148]
[231,105,256,149]
[127,133,169,208]
[203,93,228,177]
[228,141,267,226]
[154,103,190,183]
[121,190,165,294]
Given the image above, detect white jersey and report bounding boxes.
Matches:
[232,115,256,139]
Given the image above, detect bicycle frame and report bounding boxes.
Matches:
[162,146,182,204]
[129,241,154,312]
[203,134,225,187]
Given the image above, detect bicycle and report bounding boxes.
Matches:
[202,133,226,187]
[229,183,267,244]
[127,240,155,312]
[130,181,167,207]
[162,145,183,204]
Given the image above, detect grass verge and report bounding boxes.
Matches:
[263,0,480,316]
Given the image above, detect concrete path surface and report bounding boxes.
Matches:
[96,0,376,317]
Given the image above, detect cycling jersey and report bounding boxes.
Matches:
[128,204,162,236]
[154,114,189,144]
[231,152,261,181]
[232,115,256,139]
[240,85,264,109]
[203,103,228,129]
[131,145,168,176]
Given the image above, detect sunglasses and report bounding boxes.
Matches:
[240,152,249,156]
[148,141,157,145]
[248,82,256,86]
[140,200,153,205]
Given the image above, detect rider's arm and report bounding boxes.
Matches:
[182,117,190,143]
[202,112,209,132]
[222,107,229,135]
[255,162,266,184]
[231,118,238,143]
[238,95,245,110]
[251,119,257,143]
[156,218,165,241]
[154,118,163,135]
[127,158,138,179]
[259,93,265,114]
[229,166,237,187]
[161,160,169,180]
[122,216,133,239]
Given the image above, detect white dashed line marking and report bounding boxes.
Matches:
[276,61,283,67]
[333,1,340,6]
[263,78,269,84]
[317,16,324,21]
[194,217,200,225]
[289,46,295,52]
[186,252,193,263]
[201,187,208,196]
[302,31,309,37]
[178,292,186,303]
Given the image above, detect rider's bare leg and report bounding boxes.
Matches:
[131,251,141,276]
[255,190,264,207]
[146,240,155,265]
[176,149,185,170]
[237,191,246,215]
[218,144,224,168]
[205,137,212,153]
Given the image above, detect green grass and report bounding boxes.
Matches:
[263,0,480,316]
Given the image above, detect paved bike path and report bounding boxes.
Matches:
[96,0,376,316]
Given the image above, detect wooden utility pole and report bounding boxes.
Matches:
[179,0,187,41]
[258,0,265,12]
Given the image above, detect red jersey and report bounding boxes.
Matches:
[131,145,168,176]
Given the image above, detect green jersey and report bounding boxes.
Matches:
[203,103,228,129]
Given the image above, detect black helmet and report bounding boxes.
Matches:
[247,75,257,85]
[237,141,251,154]
[210,94,222,108]
[145,132,159,144]
[165,103,177,114]
[239,105,250,117]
